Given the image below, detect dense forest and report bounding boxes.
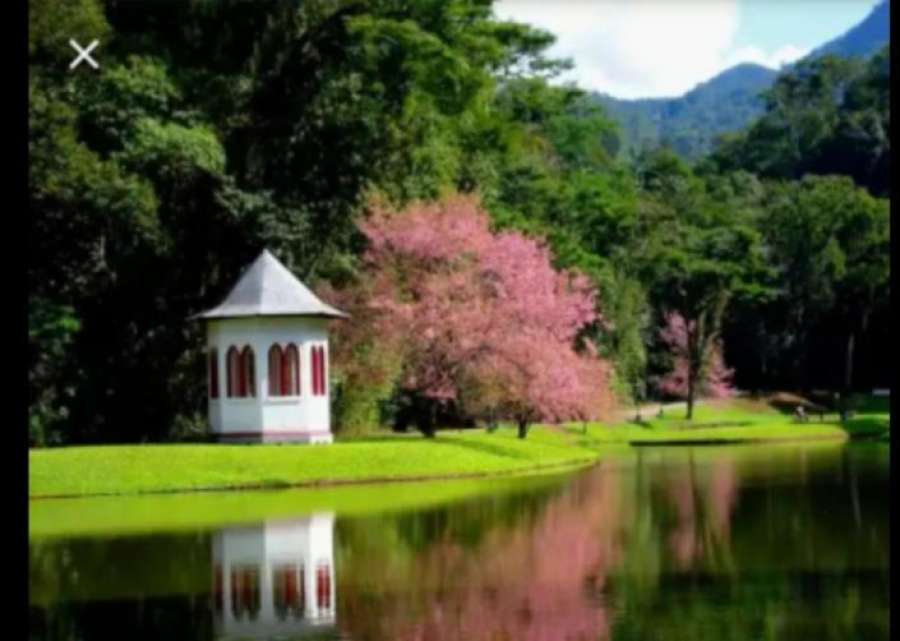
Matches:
[29,0,890,445]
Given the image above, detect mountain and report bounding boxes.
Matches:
[596,63,777,160]
[809,0,889,59]
[596,1,890,160]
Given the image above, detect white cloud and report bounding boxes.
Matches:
[494,0,806,98]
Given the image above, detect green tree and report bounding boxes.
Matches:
[763,176,888,391]
[708,49,889,197]
[636,150,768,419]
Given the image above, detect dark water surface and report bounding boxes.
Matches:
[30,441,889,641]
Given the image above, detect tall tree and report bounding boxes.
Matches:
[636,150,768,419]
[763,176,889,391]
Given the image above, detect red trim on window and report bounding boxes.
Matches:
[311,346,319,396]
[320,346,327,396]
[312,346,327,396]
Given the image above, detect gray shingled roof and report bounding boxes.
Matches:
[193,249,348,320]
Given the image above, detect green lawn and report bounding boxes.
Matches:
[29,428,602,499]
[571,395,888,445]
[29,396,886,500]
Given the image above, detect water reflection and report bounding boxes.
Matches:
[212,514,336,639]
[30,442,890,641]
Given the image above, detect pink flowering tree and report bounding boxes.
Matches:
[328,195,614,438]
[658,312,735,402]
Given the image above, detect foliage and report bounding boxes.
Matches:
[708,49,890,196]
[658,313,735,400]
[760,175,889,390]
[330,196,614,437]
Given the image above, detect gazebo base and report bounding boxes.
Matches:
[214,430,333,444]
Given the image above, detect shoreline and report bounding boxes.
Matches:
[28,422,860,501]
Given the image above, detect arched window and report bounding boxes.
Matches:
[241,346,256,397]
[226,347,241,398]
[208,348,219,399]
[311,345,327,397]
[268,344,300,397]
[268,345,284,396]
[285,344,300,396]
[310,346,320,396]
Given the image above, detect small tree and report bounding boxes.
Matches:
[658,312,735,401]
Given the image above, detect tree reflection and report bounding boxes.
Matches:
[337,461,626,641]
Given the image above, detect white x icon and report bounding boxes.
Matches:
[69,39,100,70]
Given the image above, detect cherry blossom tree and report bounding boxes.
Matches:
[329,195,614,437]
[658,312,735,401]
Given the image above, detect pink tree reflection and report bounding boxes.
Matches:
[340,464,626,641]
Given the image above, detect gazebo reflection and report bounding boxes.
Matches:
[212,513,336,639]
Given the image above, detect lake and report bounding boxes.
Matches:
[30,441,889,641]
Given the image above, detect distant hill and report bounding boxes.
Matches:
[596,63,777,160]
[595,0,890,160]
[809,0,889,59]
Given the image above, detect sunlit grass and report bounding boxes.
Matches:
[29,396,886,500]
[29,427,602,499]
[572,394,888,444]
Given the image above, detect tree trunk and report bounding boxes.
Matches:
[686,363,696,420]
[844,330,856,393]
[517,419,529,439]
[418,399,436,438]
[685,319,700,421]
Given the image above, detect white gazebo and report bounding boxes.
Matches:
[194,249,347,444]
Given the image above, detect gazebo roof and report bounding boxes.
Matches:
[193,249,348,320]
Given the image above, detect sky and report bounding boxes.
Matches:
[494,0,882,98]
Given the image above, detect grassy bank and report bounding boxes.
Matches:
[29,398,890,498]
[29,395,874,500]
[29,428,605,499]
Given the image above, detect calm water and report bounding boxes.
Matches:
[31,442,889,641]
